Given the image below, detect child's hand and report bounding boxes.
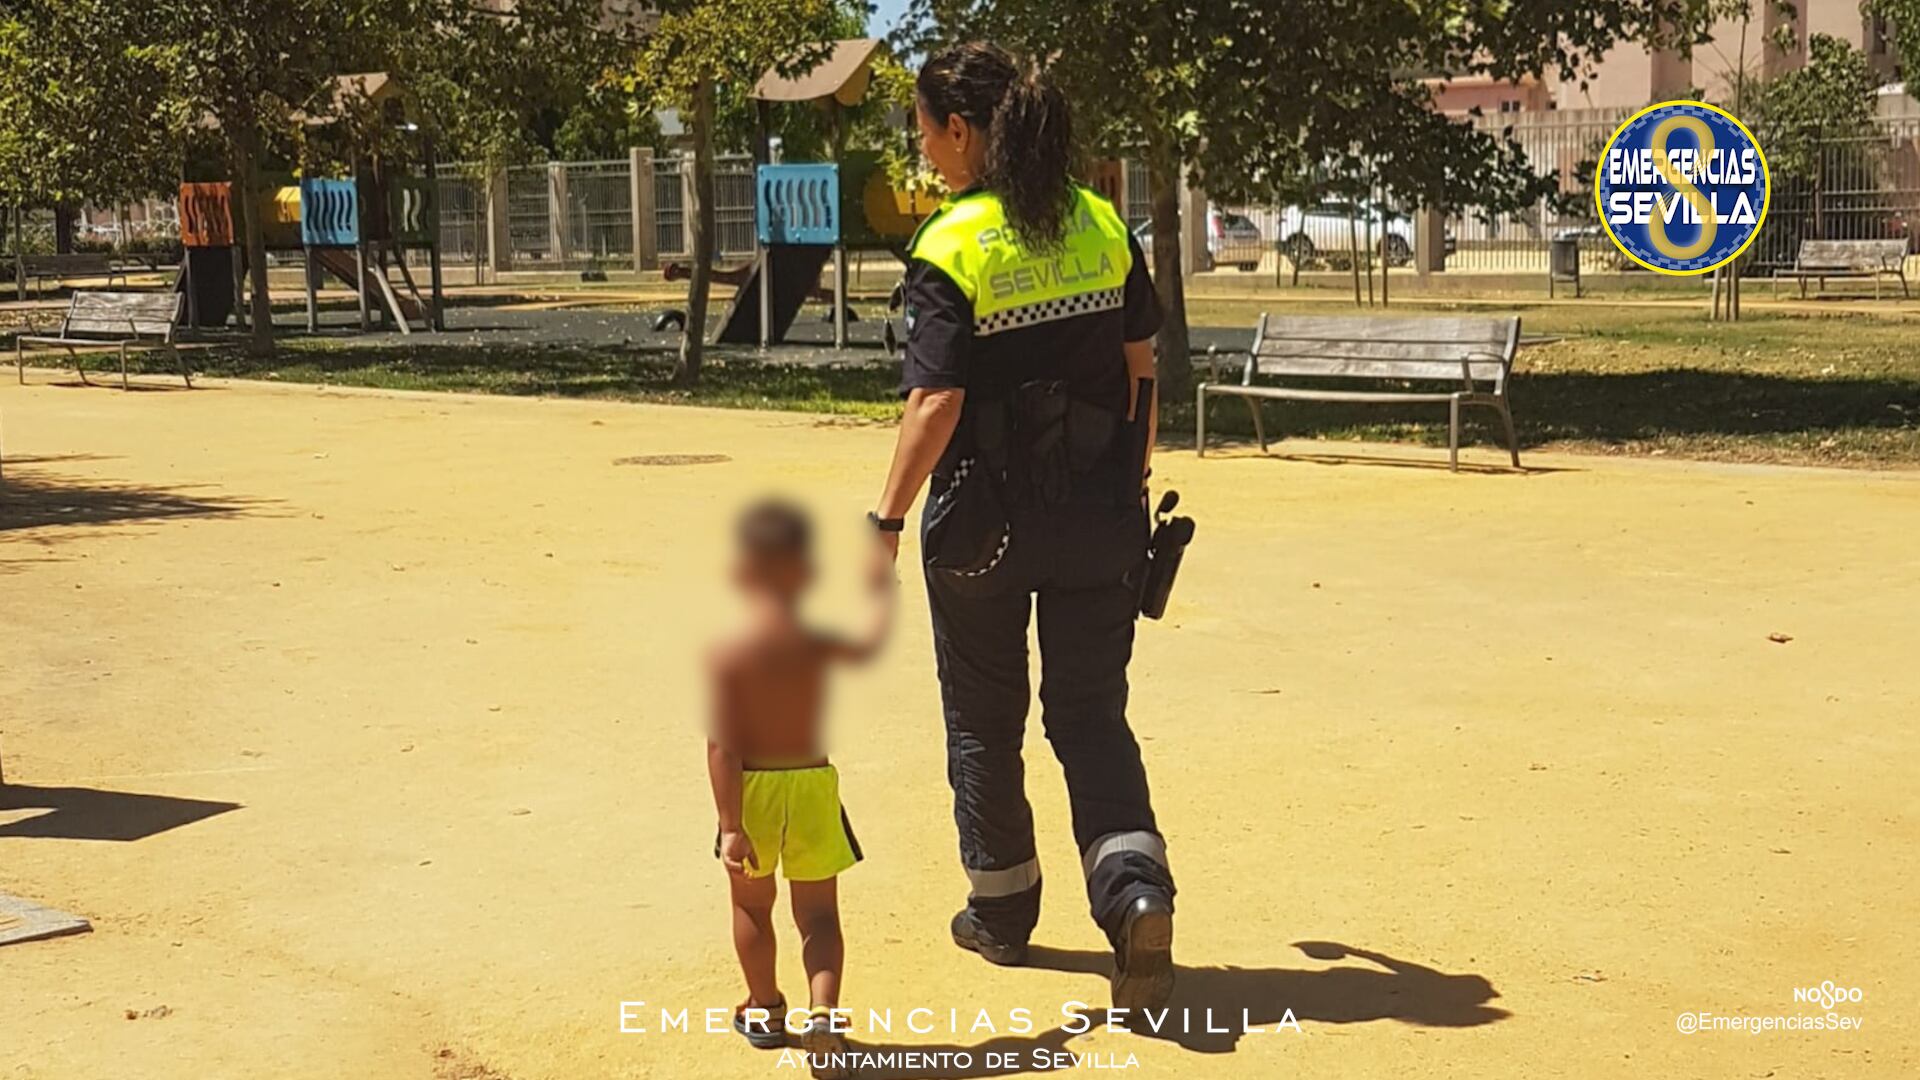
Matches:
[718,829,758,875]
[867,536,899,592]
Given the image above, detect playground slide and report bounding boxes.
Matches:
[712,245,833,346]
[312,248,422,324]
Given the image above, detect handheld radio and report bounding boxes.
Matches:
[1140,489,1195,620]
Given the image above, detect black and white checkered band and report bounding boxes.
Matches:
[943,458,1011,578]
[975,287,1124,338]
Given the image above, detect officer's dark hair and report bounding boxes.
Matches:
[735,498,812,560]
[917,42,1074,251]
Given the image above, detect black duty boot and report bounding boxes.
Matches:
[1110,895,1174,1011]
[950,908,1029,966]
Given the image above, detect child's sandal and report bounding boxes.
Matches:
[732,997,787,1050]
[800,1006,850,1080]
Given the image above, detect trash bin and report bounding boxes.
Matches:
[1549,235,1582,298]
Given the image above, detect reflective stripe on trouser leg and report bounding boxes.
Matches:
[1083,830,1176,946]
[966,857,1042,899]
[925,535,1043,941]
[1081,831,1169,879]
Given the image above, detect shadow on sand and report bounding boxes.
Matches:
[0,784,240,841]
[1191,444,1580,475]
[841,940,1504,1076]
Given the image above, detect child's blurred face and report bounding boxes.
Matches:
[734,548,813,601]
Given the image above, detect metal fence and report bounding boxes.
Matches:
[3,204,179,256]
[38,114,1920,286]
[655,155,686,258]
[1207,110,1621,276]
[1124,159,1152,230]
[1201,106,1920,280]
[433,171,490,279]
[505,165,553,264]
[1747,113,1920,270]
[1443,108,1624,274]
[1451,108,1920,275]
[487,154,758,270]
[559,159,633,265]
[715,158,758,257]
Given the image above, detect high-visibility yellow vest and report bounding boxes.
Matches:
[908,184,1133,337]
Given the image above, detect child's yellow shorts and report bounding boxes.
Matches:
[717,764,861,881]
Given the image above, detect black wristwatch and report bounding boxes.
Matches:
[867,512,906,533]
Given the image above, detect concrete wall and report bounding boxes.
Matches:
[1427,77,1553,117]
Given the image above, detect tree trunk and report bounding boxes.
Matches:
[54,205,75,254]
[676,77,716,386]
[234,127,276,358]
[1146,149,1191,403]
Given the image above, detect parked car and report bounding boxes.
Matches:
[1275,202,1413,267]
[1129,203,1450,271]
[1211,211,1265,270]
[1131,207,1265,272]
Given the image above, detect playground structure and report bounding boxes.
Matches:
[173,173,445,335]
[177,182,246,329]
[172,72,447,336]
[709,38,938,348]
[733,162,847,348]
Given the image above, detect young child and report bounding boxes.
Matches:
[708,499,892,1078]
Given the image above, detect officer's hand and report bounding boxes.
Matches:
[718,830,757,875]
[878,529,900,562]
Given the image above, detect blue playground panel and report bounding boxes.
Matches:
[756,165,840,246]
[300,178,360,247]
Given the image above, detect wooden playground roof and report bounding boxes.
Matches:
[331,72,401,108]
[751,38,884,107]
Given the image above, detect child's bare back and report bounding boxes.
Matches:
[709,622,832,765]
[704,498,892,1079]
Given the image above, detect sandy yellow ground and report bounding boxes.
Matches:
[1,375,1915,1080]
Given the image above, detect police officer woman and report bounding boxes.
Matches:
[868,42,1176,1010]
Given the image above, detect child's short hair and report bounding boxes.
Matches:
[736,498,813,559]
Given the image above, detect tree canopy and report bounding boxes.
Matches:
[0,0,185,208]
[1755,32,1883,180]
[900,0,1740,394]
[618,0,858,382]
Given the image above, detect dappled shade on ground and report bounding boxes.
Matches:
[1,457,261,533]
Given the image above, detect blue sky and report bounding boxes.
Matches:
[868,0,912,34]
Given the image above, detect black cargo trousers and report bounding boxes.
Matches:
[923,492,1177,948]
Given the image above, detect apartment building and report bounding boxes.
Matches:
[1429,1,1898,115]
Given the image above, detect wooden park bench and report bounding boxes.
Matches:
[15,291,189,390]
[1196,313,1522,472]
[15,253,128,295]
[1772,239,1911,299]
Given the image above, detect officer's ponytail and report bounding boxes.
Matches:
[918,43,1075,252]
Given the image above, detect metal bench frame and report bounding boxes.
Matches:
[1771,239,1911,300]
[16,290,189,390]
[1197,313,1522,472]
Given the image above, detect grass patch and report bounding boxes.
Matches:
[1184,298,1920,466]
[185,337,904,420]
[10,300,1920,468]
